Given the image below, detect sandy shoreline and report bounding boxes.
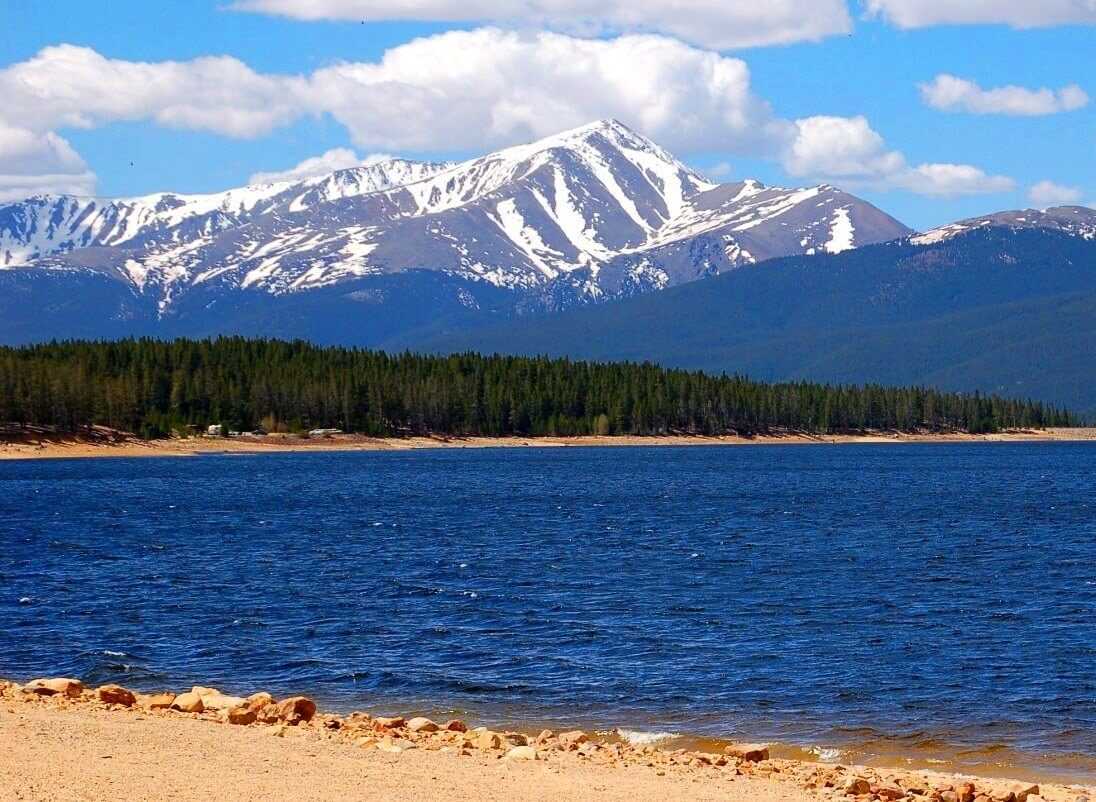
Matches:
[2,427,1095,460]
[3,679,1090,802]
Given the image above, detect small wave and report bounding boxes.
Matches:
[103,650,128,657]
[617,729,681,746]
[809,746,843,762]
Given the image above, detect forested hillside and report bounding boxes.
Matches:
[411,228,1096,418]
[0,339,1071,439]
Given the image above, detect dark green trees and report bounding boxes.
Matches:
[0,338,1073,438]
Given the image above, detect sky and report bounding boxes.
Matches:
[1,0,1094,230]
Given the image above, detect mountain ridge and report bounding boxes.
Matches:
[0,119,910,315]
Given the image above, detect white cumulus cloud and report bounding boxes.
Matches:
[248,149,394,184]
[0,44,306,139]
[920,74,1089,116]
[231,0,853,50]
[865,0,1096,29]
[1028,180,1084,207]
[0,123,97,201]
[304,29,789,153]
[0,33,1013,203]
[783,115,1014,196]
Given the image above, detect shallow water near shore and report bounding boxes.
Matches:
[2,444,1095,782]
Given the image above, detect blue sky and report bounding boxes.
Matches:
[2,0,1093,230]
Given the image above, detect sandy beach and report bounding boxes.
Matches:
[2,427,1095,460]
[2,679,1088,802]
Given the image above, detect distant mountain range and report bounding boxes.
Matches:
[419,218,1096,417]
[0,120,908,342]
[1,120,1094,415]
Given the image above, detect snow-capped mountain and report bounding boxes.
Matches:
[1,120,909,312]
[911,205,1096,246]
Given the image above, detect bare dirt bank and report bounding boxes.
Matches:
[2,427,1095,460]
[2,679,1091,802]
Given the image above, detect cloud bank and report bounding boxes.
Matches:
[1028,180,1084,207]
[921,74,1089,116]
[0,32,1014,201]
[865,0,1096,29]
[230,0,853,50]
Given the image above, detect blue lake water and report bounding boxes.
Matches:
[2,445,1095,781]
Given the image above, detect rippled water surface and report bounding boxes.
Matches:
[3,445,1095,780]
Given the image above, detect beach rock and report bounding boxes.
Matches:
[194,689,246,711]
[505,746,538,761]
[97,684,136,706]
[245,692,274,710]
[843,777,871,795]
[1011,786,1040,802]
[372,716,405,730]
[407,716,439,733]
[171,692,204,713]
[24,678,83,697]
[276,696,316,725]
[474,731,503,750]
[876,784,906,800]
[504,732,529,746]
[723,743,770,762]
[957,782,977,802]
[141,692,175,710]
[535,729,554,744]
[558,730,589,749]
[226,705,258,725]
[444,719,468,733]
[377,736,416,754]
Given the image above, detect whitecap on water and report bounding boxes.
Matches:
[808,746,843,762]
[18,597,32,604]
[102,650,127,657]
[617,729,681,746]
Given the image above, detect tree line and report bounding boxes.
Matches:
[0,338,1074,439]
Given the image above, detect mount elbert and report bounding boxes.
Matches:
[2,120,1095,414]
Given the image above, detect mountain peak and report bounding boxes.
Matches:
[912,205,1096,246]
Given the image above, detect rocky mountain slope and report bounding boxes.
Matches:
[0,120,909,329]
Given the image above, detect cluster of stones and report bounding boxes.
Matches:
[772,760,1072,802]
[4,679,1091,802]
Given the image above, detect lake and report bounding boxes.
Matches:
[2,444,1094,781]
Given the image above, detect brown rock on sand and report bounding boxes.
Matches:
[474,731,503,750]
[142,692,176,710]
[171,692,205,713]
[373,716,405,730]
[277,697,317,725]
[24,678,83,697]
[407,717,439,733]
[724,743,770,762]
[558,730,589,749]
[505,746,538,761]
[444,719,468,732]
[1010,784,1041,802]
[226,705,258,725]
[194,687,246,711]
[97,684,137,706]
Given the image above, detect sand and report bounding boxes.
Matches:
[0,700,810,802]
[2,682,1092,802]
[2,427,1095,460]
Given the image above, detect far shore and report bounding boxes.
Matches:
[1,427,1095,461]
[3,678,1091,802]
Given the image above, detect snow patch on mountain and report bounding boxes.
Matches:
[0,120,912,310]
[912,206,1096,246]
